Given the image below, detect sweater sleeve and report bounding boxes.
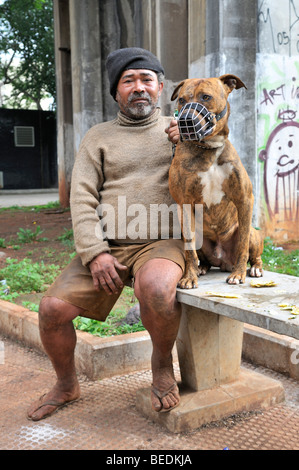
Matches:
[70,137,110,266]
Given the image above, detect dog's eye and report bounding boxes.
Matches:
[178,98,186,105]
[202,94,212,101]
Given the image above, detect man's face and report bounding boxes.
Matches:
[116,69,163,119]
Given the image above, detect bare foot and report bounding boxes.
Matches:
[27,380,81,421]
[151,365,180,412]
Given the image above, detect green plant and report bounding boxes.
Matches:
[16,225,48,244]
[73,315,144,338]
[0,238,6,248]
[58,228,74,248]
[0,258,60,293]
[22,301,39,312]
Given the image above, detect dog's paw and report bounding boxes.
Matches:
[226,271,246,285]
[249,265,263,278]
[198,265,210,276]
[177,275,198,289]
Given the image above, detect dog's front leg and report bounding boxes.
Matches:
[177,204,200,289]
[226,196,253,285]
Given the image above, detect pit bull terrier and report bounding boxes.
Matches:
[169,74,264,288]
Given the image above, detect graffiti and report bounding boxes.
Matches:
[259,118,299,221]
[258,0,299,56]
[257,53,299,240]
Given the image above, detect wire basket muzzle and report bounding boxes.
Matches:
[178,102,216,141]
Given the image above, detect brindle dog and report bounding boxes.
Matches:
[169,74,264,288]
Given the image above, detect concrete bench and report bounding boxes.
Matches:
[136,269,299,433]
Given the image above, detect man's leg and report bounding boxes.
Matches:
[27,296,83,421]
[134,258,183,412]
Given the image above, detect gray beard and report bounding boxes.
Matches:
[126,101,154,119]
[121,91,157,120]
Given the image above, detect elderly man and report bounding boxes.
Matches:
[27,47,183,421]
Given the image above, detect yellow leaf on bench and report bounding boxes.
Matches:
[205,292,240,298]
[278,304,299,315]
[250,280,277,288]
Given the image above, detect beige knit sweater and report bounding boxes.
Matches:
[70,108,175,266]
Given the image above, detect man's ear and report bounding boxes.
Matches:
[158,81,164,97]
[171,80,185,101]
[219,74,247,93]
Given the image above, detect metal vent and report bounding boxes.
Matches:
[14,126,35,147]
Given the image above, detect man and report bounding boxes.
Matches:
[27,47,183,421]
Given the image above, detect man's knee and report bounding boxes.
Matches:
[135,272,178,316]
[39,296,80,328]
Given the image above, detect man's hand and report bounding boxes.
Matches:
[89,253,128,295]
[165,119,180,144]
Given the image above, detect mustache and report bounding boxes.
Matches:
[128,91,152,104]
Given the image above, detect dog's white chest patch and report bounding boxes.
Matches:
[197,162,233,208]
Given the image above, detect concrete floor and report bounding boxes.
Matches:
[0,333,298,451]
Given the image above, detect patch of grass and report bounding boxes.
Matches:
[73,306,144,338]
[261,237,299,277]
[0,258,60,294]
[0,201,65,213]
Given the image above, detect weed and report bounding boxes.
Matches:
[0,238,6,248]
[58,228,74,248]
[16,225,48,244]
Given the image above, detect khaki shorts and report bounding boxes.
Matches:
[45,239,185,321]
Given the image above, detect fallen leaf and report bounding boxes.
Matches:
[205,291,240,298]
[278,304,299,316]
[250,280,277,288]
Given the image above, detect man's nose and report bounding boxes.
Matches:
[133,79,145,93]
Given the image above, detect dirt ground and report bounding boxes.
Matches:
[0,207,73,269]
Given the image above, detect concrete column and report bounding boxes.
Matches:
[53,0,74,207]
[69,0,104,154]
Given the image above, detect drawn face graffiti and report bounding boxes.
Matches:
[259,121,299,221]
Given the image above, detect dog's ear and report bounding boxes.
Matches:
[219,74,247,92]
[171,81,185,101]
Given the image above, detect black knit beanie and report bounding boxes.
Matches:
[106,47,165,100]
